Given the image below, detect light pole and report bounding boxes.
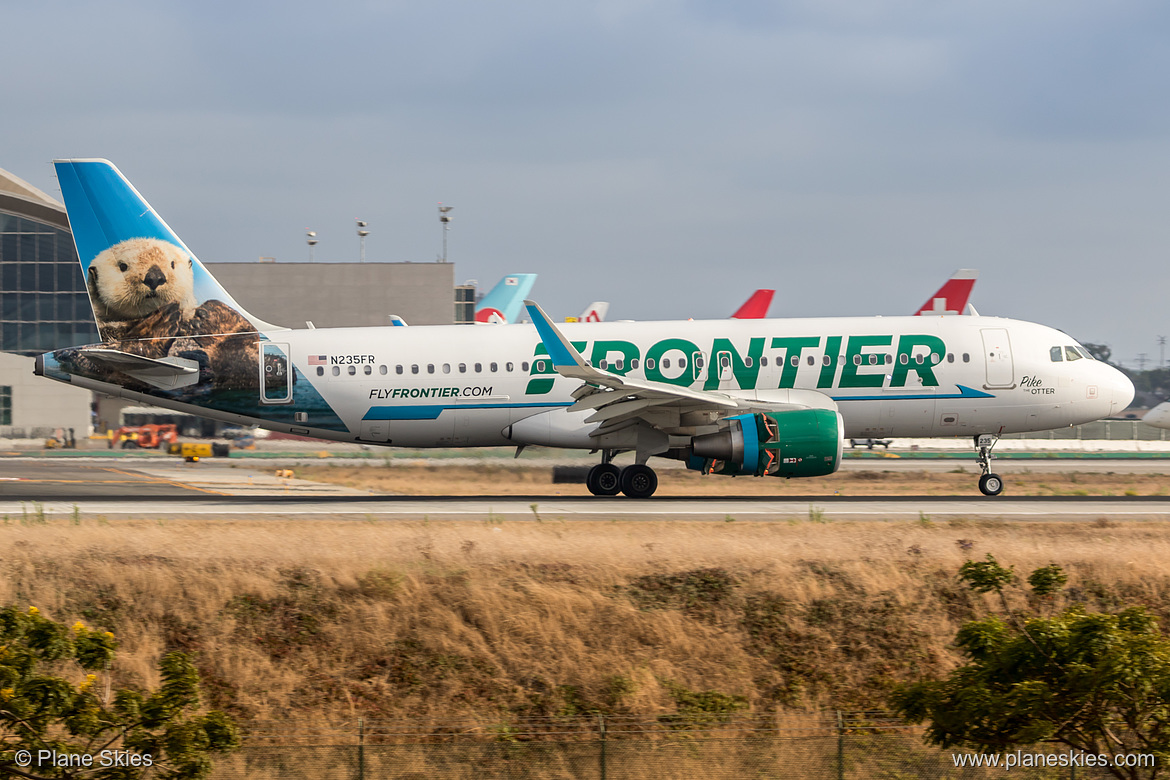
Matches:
[305,230,318,262]
[356,220,369,263]
[438,204,453,263]
[1159,336,1166,368]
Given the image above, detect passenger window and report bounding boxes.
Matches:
[630,359,639,369]
[744,357,752,368]
[475,363,482,372]
[807,355,815,366]
[364,364,372,375]
[411,365,419,374]
[522,361,530,371]
[396,365,403,374]
[869,354,878,365]
[759,356,767,367]
[947,353,954,364]
[662,358,671,369]
[853,355,861,365]
[1065,346,1082,362]
[599,359,608,369]
[490,362,498,372]
[962,353,970,363]
[646,358,656,370]
[443,363,451,374]
[506,362,514,372]
[931,353,940,364]
[1051,346,1064,362]
[614,359,623,371]
[459,363,467,373]
[678,357,687,369]
[695,356,705,369]
[332,366,340,376]
[823,355,831,366]
[790,355,799,367]
[379,365,387,375]
[535,360,545,372]
[348,365,357,376]
[427,364,435,374]
[899,354,909,365]
[720,355,730,369]
[316,366,324,377]
[915,354,924,364]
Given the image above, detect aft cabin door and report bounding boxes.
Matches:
[981,328,1015,389]
[259,342,293,403]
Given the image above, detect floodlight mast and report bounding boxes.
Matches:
[356,219,370,263]
[305,230,318,262]
[438,204,454,263]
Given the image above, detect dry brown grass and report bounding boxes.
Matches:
[293,463,1170,496]
[3,516,1170,724]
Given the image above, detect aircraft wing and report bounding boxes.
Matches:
[71,348,202,389]
[524,300,836,435]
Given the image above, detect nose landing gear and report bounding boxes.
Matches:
[974,433,1004,496]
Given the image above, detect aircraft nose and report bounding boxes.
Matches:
[1107,366,1135,416]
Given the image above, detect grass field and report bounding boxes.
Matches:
[291,462,1170,496]
[3,511,1168,724]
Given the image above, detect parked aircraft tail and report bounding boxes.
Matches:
[915,269,978,316]
[579,301,609,322]
[474,273,537,324]
[731,289,775,319]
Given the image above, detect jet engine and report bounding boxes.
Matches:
[688,410,843,478]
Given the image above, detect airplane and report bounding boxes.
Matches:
[1143,401,1170,429]
[915,269,978,316]
[37,160,1134,499]
[567,302,609,323]
[475,273,537,324]
[731,290,775,319]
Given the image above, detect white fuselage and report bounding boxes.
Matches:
[57,313,1134,450]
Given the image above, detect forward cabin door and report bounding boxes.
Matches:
[981,328,1016,389]
[259,342,293,403]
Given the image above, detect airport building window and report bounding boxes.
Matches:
[0,213,100,356]
[0,386,10,426]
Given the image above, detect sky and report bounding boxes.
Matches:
[4,1,1170,367]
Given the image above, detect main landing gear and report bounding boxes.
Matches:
[974,433,1004,496]
[586,452,659,499]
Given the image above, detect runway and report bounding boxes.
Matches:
[5,458,1170,522]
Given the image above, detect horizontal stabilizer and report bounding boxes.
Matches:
[79,348,201,390]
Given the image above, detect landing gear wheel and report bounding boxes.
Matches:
[619,464,658,499]
[586,463,621,496]
[979,473,1004,497]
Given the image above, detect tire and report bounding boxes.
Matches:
[586,463,621,496]
[619,464,658,499]
[979,473,1004,497]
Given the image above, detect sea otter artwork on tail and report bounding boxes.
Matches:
[51,160,279,394]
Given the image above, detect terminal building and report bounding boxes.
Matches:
[0,165,474,438]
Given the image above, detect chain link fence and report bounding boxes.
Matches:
[209,712,1125,779]
[1002,419,1168,441]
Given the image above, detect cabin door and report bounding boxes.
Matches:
[980,328,1016,389]
[260,342,293,403]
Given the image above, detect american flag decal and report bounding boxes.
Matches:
[308,355,327,365]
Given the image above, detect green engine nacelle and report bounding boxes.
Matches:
[688,408,843,478]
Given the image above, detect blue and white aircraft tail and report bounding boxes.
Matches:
[475,273,537,324]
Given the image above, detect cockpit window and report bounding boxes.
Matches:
[1050,347,1063,362]
[1065,346,1083,362]
[1076,346,1094,360]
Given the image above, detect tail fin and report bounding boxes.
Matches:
[914,269,978,316]
[474,273,537,324]
[730,289,774,319]
[53,159,274,342]
[579,301,609,322]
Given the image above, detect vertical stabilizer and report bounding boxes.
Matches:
[474,273,537,324]
[53,159,275,341]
